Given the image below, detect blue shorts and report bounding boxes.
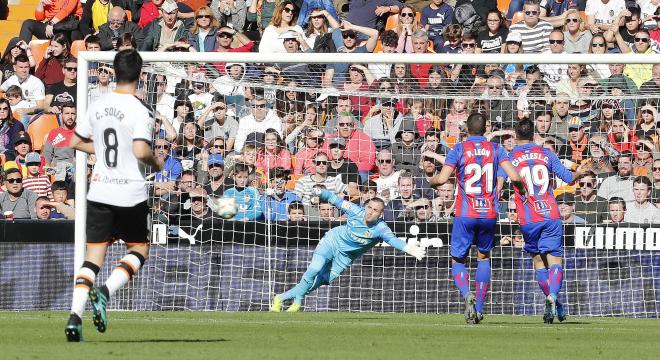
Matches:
[520,219,563,257]
[314,238,353,272]
[450,217,497,259]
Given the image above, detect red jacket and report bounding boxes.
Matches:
[321,130,376,172]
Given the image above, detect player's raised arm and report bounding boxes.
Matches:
[379,225,426,261]
[70,134,95,155]
[499,160,526,197]
[133,140,163,171]
[315,187,361,217]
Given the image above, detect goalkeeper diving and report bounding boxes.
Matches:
[271,188,426,312]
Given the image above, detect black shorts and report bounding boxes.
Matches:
[86,200,150,245]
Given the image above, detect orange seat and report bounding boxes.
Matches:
[29,40,50,70]
[578,10,586,23]
[373,39,383,53]
[511,11,524,25]
[27,114,60,151]
[125,10,132,22]
[497,0,511,13]
[70,40,86,58]
[178,0,206,12]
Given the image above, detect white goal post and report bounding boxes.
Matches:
[73,51,660,316]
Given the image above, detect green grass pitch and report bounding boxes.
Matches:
[0,311,657,360]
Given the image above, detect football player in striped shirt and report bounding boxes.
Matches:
[430,112,525,324]
[504,119,586,323]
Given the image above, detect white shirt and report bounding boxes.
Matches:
[585,0,626,26]
[156,92,176,121]
[0,75,45,108]
[539,51,568,90]
[375,170,401,201]
[234,109,283,151]
[625,201,660,223]
[76,92,154,207]
[637,0,660,29]
[188,92,213,119]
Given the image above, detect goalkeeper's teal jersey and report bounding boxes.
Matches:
[320,190,407,259]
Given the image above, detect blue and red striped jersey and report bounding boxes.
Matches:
[507,143,574,225]
[444,136,509,219]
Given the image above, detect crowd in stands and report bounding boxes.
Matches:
[1,0,660,229]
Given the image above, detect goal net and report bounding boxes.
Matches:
[70,51,660,317]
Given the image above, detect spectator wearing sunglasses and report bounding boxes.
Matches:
[0,167,38,219]
[604,7,641,50]
[324,20,379,87]
[97,7,143,51]
[44,57,77,114]
[616,28,656,88]
[509,1,554,53]
[574,170,608,223]
[294,152,346,205]
[373,149,400,201]
[258,1,301,53]
[321,112,376,181]
[563,11,592,54]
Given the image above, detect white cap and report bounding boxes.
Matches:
[161,0,178,13]
[278,30,300,40]
[506,31,522,43]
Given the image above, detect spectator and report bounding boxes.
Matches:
[301,8,339,50]
[201,154,225,198]
[287,200,306,221]
[294,152,345,205]
[318,199,339,221]
[486,74,516,130]
[635,102,658,140]
[369,31,397,78]
[617,28,655,87]
[383,171,417,221]
[140,0,190,51]
[277,30,314,84]
[322,112,376,180]
[186,187,213,223]
[21,151,50,199]
[246,0,277,32]
[584,134,616,175]
[89,66,115,103]
[44,57,77,113]
[322,95,363,133]
[211,0,248,31]
[18,0,82,43]
[608,117,637,153]
[509,0,556,53]
[9,132,32,167]
[223,162,263,220]
[5,86,31,116]
[234,95,283,152]
[324,21,379,87]
[84,34,101,51]
[557,193,587,224]
[48,181,74,219]
[539,30,568,89]
[432,179,454,220]
[293,126,323,175]
[161,169,195,220]
[652,159,660,202]
[415,153,440,200]
[567,117,590,163]
[364,98,403,148]
[34,33,70,88]
[435,23,461,53]
[476,9,508,54]
[0,39,35,83]
[449,32,478,86]
[563,10,592,54]
[98,6,143,51]
[606,196,627,223]
[261,167,300,221]
[500,196,518,223]
[176,121,203,162]
[187,6,219,52]
[421,0,452,44]
[391,119,422,174]
[373,149,400,201]
[574,171,608,223]
[80,0,126,37]
[408,31,435,87]
[197,95,238,151]
[212,63,251,107]
[585,0,626,34]
[396,5,423,53]
[258,1,300,53]
[212,25,254,72]
[326,137,360,197]
[605,7,641,49]
[0,168,37,219]
[153,137,182,196]
[639,63,660,95]
[412,197,436,222]
[625,176,660,223]
[0,98,25,155]
[345,0,402,30]
[33,196,53,220]
[256,128,292,173]
[633,139,654,177]
[598,151,634,202]
[359,179,378,206]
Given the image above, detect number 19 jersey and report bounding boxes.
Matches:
[444,136,509,219]
[75,92,154,207]
[508,143,574,225]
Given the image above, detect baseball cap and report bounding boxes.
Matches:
[13,133,31,147]
[567,117,583,129]
[278,30,300,40]
[161,0,178,13]
[208,153,225,166]
[556,193,575,204]
[506,31,522,43]
[25,152,41,164]
[189,187,208,199]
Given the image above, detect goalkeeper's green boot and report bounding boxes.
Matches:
[464,293,477,324]
[270,295,283,312]
[286,303,302,313]
[65,314,83,342]
[89,287,108,333]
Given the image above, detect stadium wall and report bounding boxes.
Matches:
[1,220,659,317]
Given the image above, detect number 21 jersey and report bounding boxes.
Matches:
[75,92,154,207]
[444,136,509,219]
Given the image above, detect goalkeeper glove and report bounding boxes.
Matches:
[403,243,426,261]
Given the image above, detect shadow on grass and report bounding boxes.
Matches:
[485,321,590,325]
[96,339,229,343]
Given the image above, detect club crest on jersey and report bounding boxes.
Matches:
[533,200,551,213]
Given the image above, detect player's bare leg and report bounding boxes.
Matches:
[65,243,109,342]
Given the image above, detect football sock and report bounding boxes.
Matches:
[104,252,145,298]
[71,261,100,318]
[535,268,550,296]
[280,254,329,304]
[475,259,491,313]
[451,262,470,298]
[548,264,564,297]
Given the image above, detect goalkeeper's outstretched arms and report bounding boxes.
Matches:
[379,227,426,261]
[314,187,362,218]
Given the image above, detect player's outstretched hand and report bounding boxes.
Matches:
[404,243,426,261]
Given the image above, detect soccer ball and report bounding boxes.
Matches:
[212,197,238,219]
